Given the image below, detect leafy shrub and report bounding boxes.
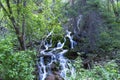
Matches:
[69,56,120,80]
[0,37,36,80]
[98,25,120,52]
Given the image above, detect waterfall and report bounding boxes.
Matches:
[37,30,76,80]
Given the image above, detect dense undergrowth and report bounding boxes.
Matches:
[71,56,120,80]
[0,36,120,79]
[0,0,120,80]
[0,36,36,80]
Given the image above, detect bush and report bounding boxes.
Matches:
[70,56,120,80]
[0,37,36,80]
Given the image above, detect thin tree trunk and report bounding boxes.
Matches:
[21,15,26,50]
[0,0,26,50]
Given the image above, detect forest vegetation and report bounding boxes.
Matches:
[0,0,120,80]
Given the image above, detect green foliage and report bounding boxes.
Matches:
[93,0,120,53]
[92,61,120,80]
[70,57,120,80]
[1,0,120,80]
[0,0,64,49]
[25,0,64,43]
[99,31,113,52]
[98,23,120,52]
[87,0,101,10]
[0,37,36,80]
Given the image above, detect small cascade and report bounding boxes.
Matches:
[37,30,77,80]
[66,30,77,49]
[77,15,82,28]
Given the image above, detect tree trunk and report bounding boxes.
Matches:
[0,0,26,50]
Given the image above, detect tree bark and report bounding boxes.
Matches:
[0,0,26,50]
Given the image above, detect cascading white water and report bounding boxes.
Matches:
[66,30,77,49]
[37,30,76,80]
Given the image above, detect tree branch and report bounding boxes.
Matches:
[21,0,27,50]
[6,0,12,14]
[0,1,9,15]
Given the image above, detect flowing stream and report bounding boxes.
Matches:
[37,30,76,80]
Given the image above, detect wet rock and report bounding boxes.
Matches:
[0,78,3,80]
[51,62,59,71]
[45,73,64,80]
[64,50,78,60]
